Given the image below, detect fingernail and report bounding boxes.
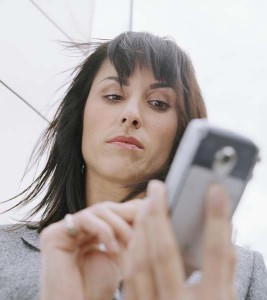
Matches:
[147,180,163,199]
[146,180,168,214]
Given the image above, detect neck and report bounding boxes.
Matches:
[85,170,145,206]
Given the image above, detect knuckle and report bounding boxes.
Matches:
[91,201,113,213]
[103,225,114,239]
[78,208,92,220]
[100,200,114,207]
[96,220,115,242]
[76,207,91,218]
[79,209,115,240]
[90,204,105,214]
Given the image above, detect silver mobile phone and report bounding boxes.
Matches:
[165,119,259,272]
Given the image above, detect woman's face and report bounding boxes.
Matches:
[82,59,178,184]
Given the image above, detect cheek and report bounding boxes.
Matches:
[149,114,178,163]
[152,116,177,147]
[82,100,117,159]
[82,102,100,157]
[82,106,94,144]
[83,100,108,138]
[157,128,176,157]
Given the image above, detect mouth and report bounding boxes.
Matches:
[107,136,144,150]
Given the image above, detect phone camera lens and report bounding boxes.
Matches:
[221,152,234,163]
[212,146,237,177]
[222,155,231,163]
[216,146,237,164]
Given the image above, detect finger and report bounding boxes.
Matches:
[42,200,143,255]
[69,210,121,254]
[123,201,157,300]
[107,200,144,224]
[91,205,133,246]
[202,184,235,297]
[144,180,185,299]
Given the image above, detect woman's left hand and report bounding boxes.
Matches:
[122,180,236,300]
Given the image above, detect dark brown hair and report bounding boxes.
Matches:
[3,31,206,232]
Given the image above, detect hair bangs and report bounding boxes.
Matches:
[107,31,181,88]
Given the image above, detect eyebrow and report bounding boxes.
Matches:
[100,76,173,90]
[149,82,173,89]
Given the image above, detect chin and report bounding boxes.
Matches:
[102,164,147,185]
[108,171,145,185]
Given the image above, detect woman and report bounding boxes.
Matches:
[1,31,266,300]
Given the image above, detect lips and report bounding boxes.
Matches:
[107,136,144,149]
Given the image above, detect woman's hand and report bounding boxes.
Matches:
[123,180,236,300]
[40,200,142,300]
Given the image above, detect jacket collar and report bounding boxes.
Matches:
[21,225,40,251]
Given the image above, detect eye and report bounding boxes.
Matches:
[148,100,170,112]
[104,94,124,102]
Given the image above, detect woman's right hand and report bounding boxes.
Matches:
[40,200,142,300]
[122,181,236,300]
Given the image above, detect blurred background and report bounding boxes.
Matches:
[0,0,266,261]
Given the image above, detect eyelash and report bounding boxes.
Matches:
[104,94,124,102]
[103,94,170,112]
[148,100,170,112]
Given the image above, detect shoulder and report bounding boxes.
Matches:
[235,245,264,270]
[0,223,40,252]
[0,223,41,274]
[0,224,27,245]
[235,245,267,300]
[0,224,41,300]
[235,245,266,274]
[0,224,30,238]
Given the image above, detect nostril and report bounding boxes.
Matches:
[120,117,140,128]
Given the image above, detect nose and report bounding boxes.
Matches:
[121,117,140,129]
[120,100,142,129]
